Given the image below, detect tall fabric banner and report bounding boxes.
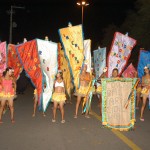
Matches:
[101,78,137,131]
[58,43,72,98]
[122,63,136,78]
[93,47,106,79]
[59,24,84,91]
[36,39,58,111]
[8,44,23,79]
[0,42,7,75]
[137,50,150,80]
[108,32,136,77]
[84,39,91,73]
[16,40,43,109]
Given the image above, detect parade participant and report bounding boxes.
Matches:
[74,64,91,118]
[111,68,119,78]
[0,67,16,124]
[96,67,107,116]
[140,66,150,121]
[52,70,66,123]
[32,88,46,117]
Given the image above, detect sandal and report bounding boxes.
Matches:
[85,115,90,119]
[32,114,35,117]
[11,119,15,124]
[61,120,65,124]
[74,115,77,119]
[140,118,144,122]
[52,119,56,123]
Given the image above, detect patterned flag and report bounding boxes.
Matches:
[93,47,106,79]
[59,24,84,91]
[122,63,136,78]
[137,50,150,80]
[58,43,72,98]
[84,39,91,73]
[0,41,7,75]
[16,40,43,110]
[8,44,23,79]
[36,39,58,111]
[108,32,136,77]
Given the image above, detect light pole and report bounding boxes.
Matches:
[9,5,25,44]
[77,1,89,26]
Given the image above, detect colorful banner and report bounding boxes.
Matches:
[8,44,23,79]
[58,43,72,98]
[16,40,43,109]
[84,39,91,73]
[0,41,7,75]
[137,50,150,80]
[101,78,137,131]
[122,63,136,78]
[93,47,106,79]
[59,24,84,91]
[108,32,136,77]
[36,39,58,111]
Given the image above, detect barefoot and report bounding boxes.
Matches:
[43,113,46,117]
[0,119,3,124]
[11,119,15,124]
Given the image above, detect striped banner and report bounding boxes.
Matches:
[137,50,150,80]
[58,43,72,98]
[108,32,136,77]
[59,24,84,91]
[84,39,91,73]
[16,40,43,110]
[93,47,106,79]
[0,41,7,75]
[36,39,58,111]
[8,44,23,79]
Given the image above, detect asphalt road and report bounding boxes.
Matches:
[0,86,149,150]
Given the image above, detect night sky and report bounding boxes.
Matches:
[0,0,136,50]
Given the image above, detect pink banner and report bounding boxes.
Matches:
[0,42,7,75]
[122,63,136,78]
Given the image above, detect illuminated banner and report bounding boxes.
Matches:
[93,47,106,79]
[36,39,58,111]
[59,24,84,90]
[108,32,136,77]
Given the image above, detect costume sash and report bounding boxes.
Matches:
[0,41,7,75]
[59,24,84,91]
[108,32,136,77]
[36,39,58,111]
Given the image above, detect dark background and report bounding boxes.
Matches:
[0,0,150,66]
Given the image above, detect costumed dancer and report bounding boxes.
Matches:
[96,67,107,116]
[74,64,92,118]
[140,66,150,121]
[52,70,66,123]
[0,67,16,124]
[82,68,96,116]
[32,88,46,117]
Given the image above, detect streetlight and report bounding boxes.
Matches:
[77,1,89,26]
[9,5,25,44]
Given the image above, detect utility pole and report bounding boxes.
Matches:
[9,6,25,44]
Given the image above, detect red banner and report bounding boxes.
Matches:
[16,40,43,108]
[8,44,23,79]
